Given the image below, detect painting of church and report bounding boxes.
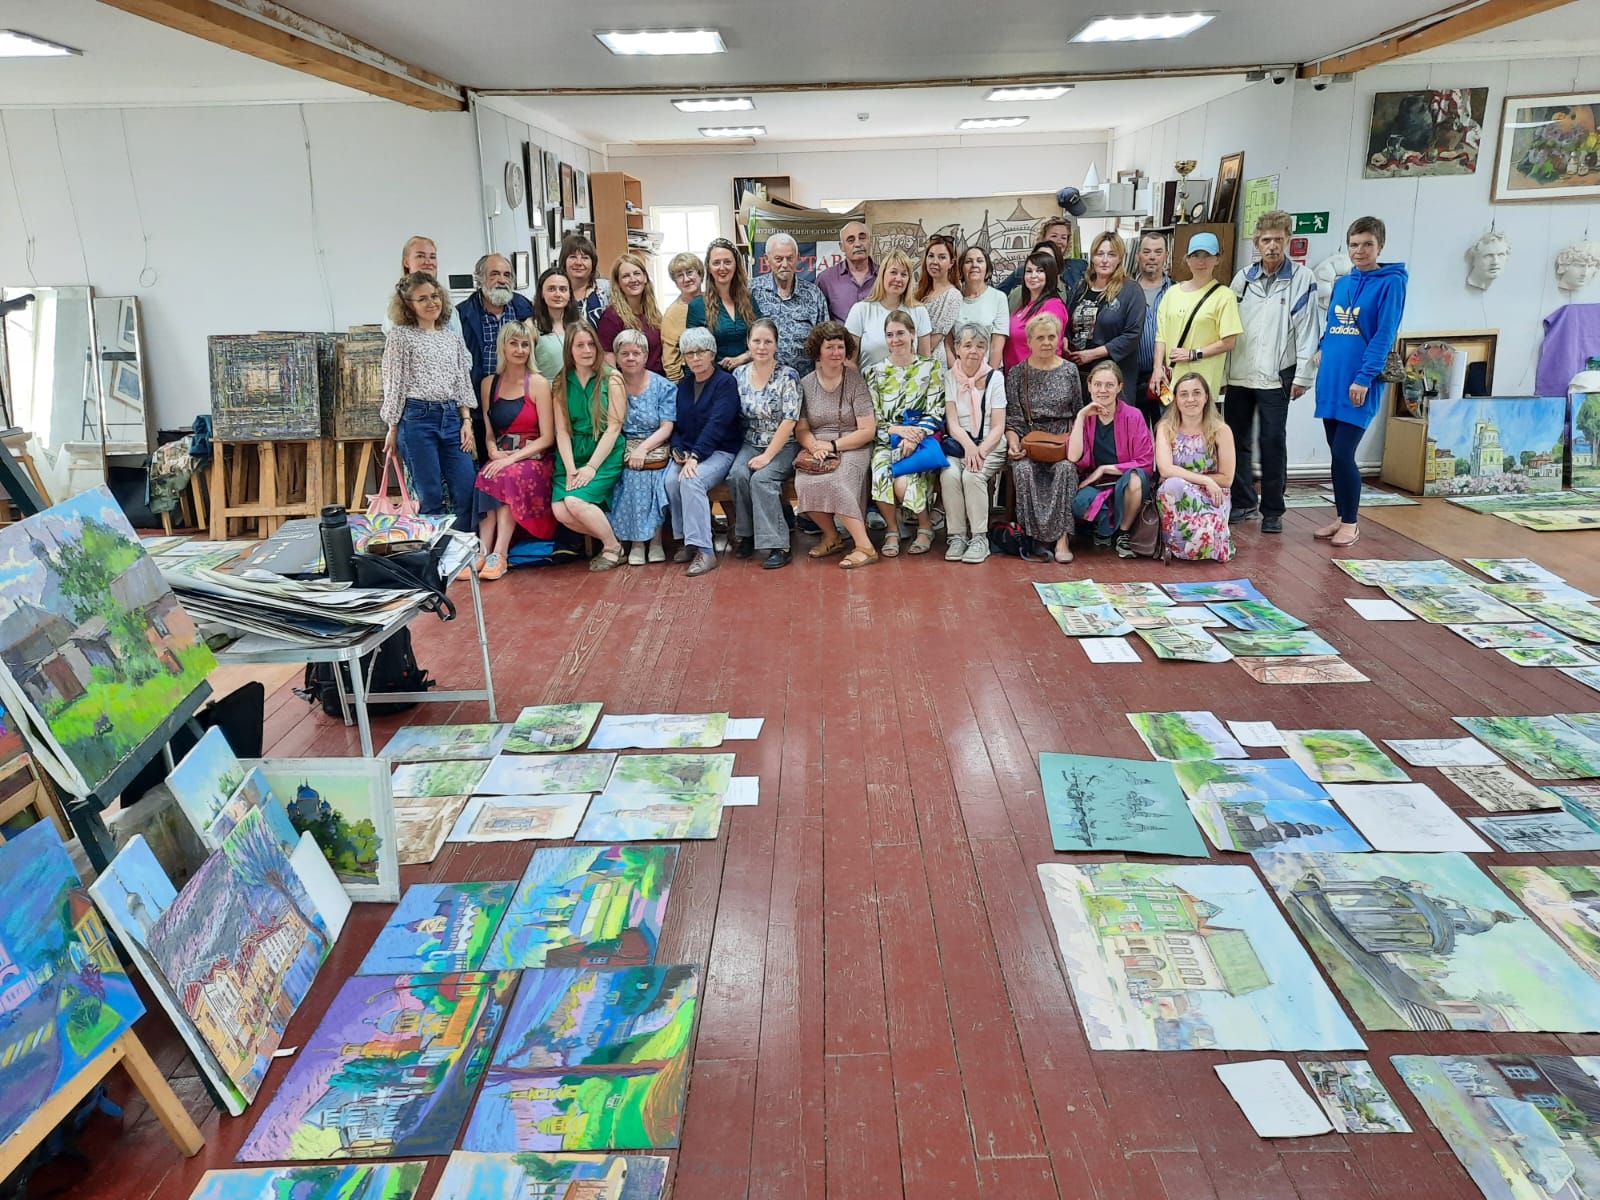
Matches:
[1422,396,1567,496]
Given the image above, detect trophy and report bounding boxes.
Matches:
[1173,159,1198,224]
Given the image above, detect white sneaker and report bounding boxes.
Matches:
[628,543,646,566]
[945,536,967,562]
[647,541,666,563]
[962,535,990,564]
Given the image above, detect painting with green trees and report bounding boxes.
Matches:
[433,1151,669,1200]
[1578,393,1600,490]
[0,487,215,795]
[1421,395,1567,497]
[250,757,399,902]
[1126,711,1246,761]
[1490,865,1600,985]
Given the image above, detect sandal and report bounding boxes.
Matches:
[1330,527,1361,548]
[1313,520,1341,539]
[881,532,901,558]
[841,548,878,570]
[808,538,847,559]
[1054,549,1074,564]
[908,529,934,555]
[588,546,625,571]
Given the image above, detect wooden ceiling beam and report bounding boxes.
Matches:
[96,0,465,111]
[1298,0,1576,78]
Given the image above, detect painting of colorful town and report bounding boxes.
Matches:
[433,1151,670,1200]
[186,1163,428,1200]
[1036,862,1363,1051]
[1423,396,1568,497]
[238,970,516,1161]
[0,821,145,1144]
[358,881,517,976]
[462,965,698,1152]
[0,487,215,793]
[1397,1054,1600,1198]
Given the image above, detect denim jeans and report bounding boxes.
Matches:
[664,450,736,552]
[728,440,799,550]
[397,399,478,531]
[1323,417,1365,523]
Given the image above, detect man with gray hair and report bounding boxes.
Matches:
[751,232,831,373]
[457,252,534,457]
[1465,230,1511,290]
[815,221,878,320]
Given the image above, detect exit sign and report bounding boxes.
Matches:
[1293,212,1331,235]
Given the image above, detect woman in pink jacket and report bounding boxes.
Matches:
[1067,360,1154,558]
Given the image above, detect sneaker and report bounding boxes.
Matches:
[866,509,888,530]
[735,536,756,559]
[1261,515,1283,534]
[1094,533,1113,549]
[945,536,968,562]
[647,541,666,563]
[961,535,990,564]
[480,551,507,580]
[627,543,646,566]
[1228,506,1260,525]
[1114,532,1135,559]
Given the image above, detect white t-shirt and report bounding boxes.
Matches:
[846,300,932,369]
[956,287,1010,338]
[943,367,1008,437]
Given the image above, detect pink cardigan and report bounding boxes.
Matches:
[1075,401,1154,520]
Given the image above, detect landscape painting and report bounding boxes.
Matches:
[1038,753,1207,857]
[1160,579,1267,603]
[1257,851,1600,1032]
[482,845,678,971]
[146,806,330,1101]
[1099,581,1173,607]
[186,1163,428,1200]
[1334,558,1479,587]
[1204,600,1307,632]
[433,1151,670,1200]
[1491,865,1600,985]
[503,703,604,754]
[1282,729,1408,783]
[1033,580,1108,608]
[1396,1054,1600,1199]
[1125,711,1245,761]
[0,487,215,795]
[357,881,518,976]
[574,791,725,841]
[477,752,616,796]
[1036,862,1363,1051]
[167,727,245,842]
[461,965,699,1152]
[1213,629,1340,657]
[1234,655,1370,684]
[589,712,729,751]
[237,970,517,1161]
[1471,810,1600,852]
[390,759,489,799]
[1381,584,1528,625]
[1421,395,1567,496]
[0,821,146,1145]
[1135,624,1233,663]
[606,753,736,797]
[1190,796,1371,854]
[1456,714,1600,780]
[1298,1061,1411,1133]
[447,794,590,842]
[1171,757,1331,807]
[251,757,399,902]
[1045,604,1133,638]
[378,723,509,763]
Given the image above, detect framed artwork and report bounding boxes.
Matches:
[547,211,559,252]
[512,250,530,290]
[560,162,575,219]
[109,360,141,408]
[1491,91,1600,202]
[575,168,589,218]
[520,140,538,224]
[1396,329,1497,417]
[117,299,138,350]
[1365,88,1488,178]
[542,148,560,206]
[1210,152,1245,223]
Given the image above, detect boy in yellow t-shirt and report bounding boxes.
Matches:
[1152,232,1243,400]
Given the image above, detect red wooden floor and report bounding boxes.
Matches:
[44,499,1600,1200]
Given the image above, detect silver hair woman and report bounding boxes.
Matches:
[678,326,718,358]
[939,321,1010,563]
[607,326,678,564]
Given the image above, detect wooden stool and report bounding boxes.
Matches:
[208,439,326,539]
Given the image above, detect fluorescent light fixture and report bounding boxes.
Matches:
[596,29,725,56]
[987,84,1073,102]
[958,116,1030,130]
[673,96,754,112]
[0,29,81,57]
[1071,13,1214,42]
[700,125,766,138]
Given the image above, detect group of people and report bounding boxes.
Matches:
[378,208,1405,576]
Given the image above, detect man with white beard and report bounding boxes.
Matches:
[457,252,534,458]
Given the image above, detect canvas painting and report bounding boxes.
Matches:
[185,1164,427,1200]
[1204,600,1307,632]
[1334,558,1479,588]
[1569,665,1600,694]
[1440,763,1558,811]
[1451,488,1600,512]
[1448,621,1574,649]
[1214,629,1339,657]
[1046,603,1133,637]
[147,806,330,1102]
[589,713,730,750]
[1190,796,1371,854]
[1038,753,1207,857]
[238,970,517,1161]
[0,822,146,1145]
[1490,866,1600,985]
[1033,580,1108,607]
[1471,810,1600,852]
[1116,605,1222,629]
[205,766,300,854]
[1469,558,1574,584]
[166,727,245,839]
[1365,88,1487,177]
[1324,783,1490,852]
[575,791,725,841]
[393,794,469,865]
[477,752,616,796]
[357,881,517,976]
[1037,862,1363,1051]
[1396,1054,1600,1199]
[860,192,1060,280]
[1170,757,1329,806]
[1382,737,1500,767]
[1491,90,1600,202]
[503,702,604,754]
[390,759,489,798]
[250,757,399,902]
[1258,851,1600,1031]
[1560,713,1600,744]
[1136,624,1232,663]
[432,1152,670,1200]
[1455,714,1600,780]
[1420,395,1568,496]
[1499,644,1600,668]
[1125,711,1246,761]
[1381,585,1527,625]
[462,965,699,1152]
[1297,1061,1411,1134]
[1160,578,1267,603]
[606,753,736,796]
[1099,581,1174,607]
[483,845,678,971]
[1482,581,1596,605]
[1518,602,1600,643]
[208,333,323,440]
[1282,730,1409,783]
[1234,655,1370,684]
[378,723,510,763]
[1496,507,1600,531]
[448,794,590,842]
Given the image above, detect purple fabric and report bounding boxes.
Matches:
[1075,401,1155,476]
[815,258,879,321]
[1538,303,1600,397]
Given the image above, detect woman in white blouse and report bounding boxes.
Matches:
[382,271,478,530]
[846,249,931,369]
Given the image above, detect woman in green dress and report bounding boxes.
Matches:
[866,308,946,555]
[551,324,628,570]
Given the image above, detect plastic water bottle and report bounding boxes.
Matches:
[320,504,356,583]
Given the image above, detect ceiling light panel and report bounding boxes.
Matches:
[959,116,1030,130]
[0,30,81,58]
[700,125,766,138]
[596,29,726,56]
[987,85,1073,102]
[673,96,754,112]
[1070,13,1215,42]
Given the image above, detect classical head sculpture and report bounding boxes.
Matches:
[1556,241,1600,293]
[1465,230,1511,290]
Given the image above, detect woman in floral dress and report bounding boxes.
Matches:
[1155,371,1236,562]
[865,309,946,556]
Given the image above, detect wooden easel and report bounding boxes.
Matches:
[0,1029,204,1180]
[335,437,385,510]
[209,438,326,539]
[0,755,70,844]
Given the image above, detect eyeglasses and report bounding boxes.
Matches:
[925,235,957,251]
[683,348,714,357]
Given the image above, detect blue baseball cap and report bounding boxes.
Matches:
[1186,232,1221,256]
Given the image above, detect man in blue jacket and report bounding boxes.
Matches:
[457,253,534,458]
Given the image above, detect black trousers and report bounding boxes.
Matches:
[1224,368,1295,518]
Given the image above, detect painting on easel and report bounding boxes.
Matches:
[0,821,145,1144]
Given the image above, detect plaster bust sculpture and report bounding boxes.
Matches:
[1556,241,1600,293]
[1313,252,1353,329]
[1465,230,1511,290]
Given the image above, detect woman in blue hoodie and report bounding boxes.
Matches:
[1314,216,1407,548]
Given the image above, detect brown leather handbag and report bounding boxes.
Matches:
[624,437,670,469]
[1017,364,1069,464]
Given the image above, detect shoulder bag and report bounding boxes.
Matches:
[1017,364,1068,464]
[795,374,847,475]
[624,437,671,468]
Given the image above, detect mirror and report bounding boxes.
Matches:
[94,296,152,454]
[1,285,107,500]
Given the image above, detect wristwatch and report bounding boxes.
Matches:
[1194,348,1205,360]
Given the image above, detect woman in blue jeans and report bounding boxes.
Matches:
[1315,216,1407,549]
[381,272,478,530]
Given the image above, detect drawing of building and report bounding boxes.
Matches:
[68,892,119,973]
[405,895,490,970]
[1470,419,1503,476]
[987,200,1042,269]
[1486,816,1591,852]
[306,1086,408,1154]
[1086,879,1270,998]
[0,934,36,1013]
[1217,804,1336,851]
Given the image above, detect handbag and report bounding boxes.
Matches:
[890,432,948,477]
[367,450,420,519]
[624,437,671,469]
[794,450,840,476]
[352,538,456,621]
[1017,365,1068,464]
[1127,495,1164,559]
[1378,348,1406,384]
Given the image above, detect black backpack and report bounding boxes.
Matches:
[298,628,434,718]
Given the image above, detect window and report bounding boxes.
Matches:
[649,205,721,297]
[1500,1065,1540,1081]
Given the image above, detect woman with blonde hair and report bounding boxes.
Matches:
[472,321,556,579]
[846,249,931,368]
[689,238,759,370]
[1155,371,1236,561]
[550,324,628,570]
[914,234,962,357]
[597,251,665,374]
[1064,231,1147,405]
[660,251,704,382]
[1005,310,1083,563]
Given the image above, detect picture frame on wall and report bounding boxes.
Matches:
[512,250,531,290]
[1210,152,1244,223]
[1364,89,1488,178]
[547,210,559,251]
[521,141,539,224]
[543,149,560,206]
[575,169,589,219]
[560,162,575,219]
[1491,91,1600,203]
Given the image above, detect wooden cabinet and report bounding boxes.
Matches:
[591,172,645,270]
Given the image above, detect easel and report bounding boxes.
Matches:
[208,439,326,539]
[0,756,70,844]
[334,437,385,509]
